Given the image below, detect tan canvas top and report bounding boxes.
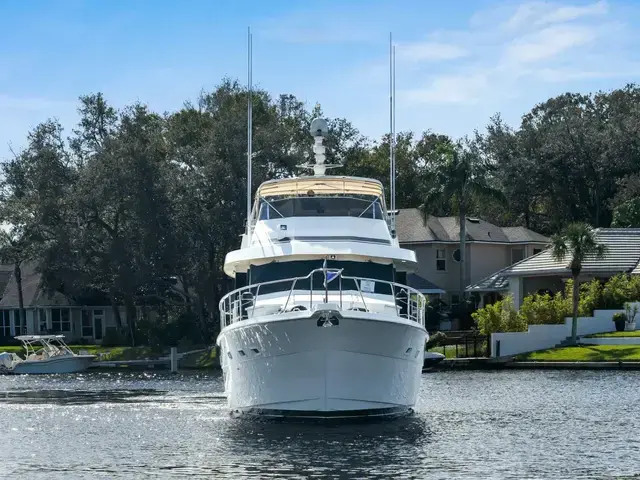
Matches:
[257,176,384,199]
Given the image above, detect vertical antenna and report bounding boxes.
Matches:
[389,33,396,237]
[392,43,396,232]
[246,27,253,243]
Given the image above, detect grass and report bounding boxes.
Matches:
[517,345,640,362]
[428,343,486,358]
[586,331,640,338]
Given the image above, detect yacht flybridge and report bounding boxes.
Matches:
[216,118,428,419]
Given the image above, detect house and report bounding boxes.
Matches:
[396,208,550,306]
[467,228,640,308]
[0,262,129,343]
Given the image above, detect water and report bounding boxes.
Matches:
[1,370,638,479]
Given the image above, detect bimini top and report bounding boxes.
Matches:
[257,176,384,199]
[15,335,66,341]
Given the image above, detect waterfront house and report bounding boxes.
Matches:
[396,208,549,306]
[467,228,640,309]
[0,262,129,343]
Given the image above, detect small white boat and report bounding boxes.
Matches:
[0,335,96,374]
[423,351,445,371]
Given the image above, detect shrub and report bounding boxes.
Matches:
[578,278,604,316]
[601,274,637,309]
[101,327,129,347]
[473,295,526,336]
[426,331,446,349]
[519,292,570,325]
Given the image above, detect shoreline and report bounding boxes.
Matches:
[428,358,640,371]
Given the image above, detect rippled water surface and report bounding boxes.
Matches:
[1,369,639,479]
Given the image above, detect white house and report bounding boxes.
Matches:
[467,228,640,308]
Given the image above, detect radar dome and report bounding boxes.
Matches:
[310,118,329,138]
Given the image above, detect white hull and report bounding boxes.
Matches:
[217,308,426,418]
[10,355,96,375]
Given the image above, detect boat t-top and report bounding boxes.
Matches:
[0,335,96,375]
[216,117,428,419]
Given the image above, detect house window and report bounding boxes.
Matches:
[436,249,446,271]
[533,248,542,255]
[452,249,461,263]
[82,310,93,337]
[511,248,525,264]
[13,309,21,334]
[93,309,104,341]
[51,308,71,333]
[38,309,47,333]
[0,310,11,337]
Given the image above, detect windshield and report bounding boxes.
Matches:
[258,196,384,219]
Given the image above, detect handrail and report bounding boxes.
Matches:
[219,268,426,329]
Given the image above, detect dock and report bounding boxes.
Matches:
[90,348,208,371]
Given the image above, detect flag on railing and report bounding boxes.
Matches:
[322,258,343,288]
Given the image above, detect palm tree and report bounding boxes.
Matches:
[551,223,607,345]
[421,141,505,304]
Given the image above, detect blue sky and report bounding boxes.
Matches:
[1,0,639,158]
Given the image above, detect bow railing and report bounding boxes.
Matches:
[219,268,426,329]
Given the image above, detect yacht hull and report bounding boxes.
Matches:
[10,355,96,375]
[217,309,427,418]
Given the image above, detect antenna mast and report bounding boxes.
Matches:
[389,33,397,237]
[246,27,253,243]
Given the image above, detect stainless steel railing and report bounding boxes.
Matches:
[218,268,426,329]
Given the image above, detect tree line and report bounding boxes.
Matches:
[1,79,639,344]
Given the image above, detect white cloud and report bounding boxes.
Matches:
[536,0,608,25]
[402,73,489,105]
[504,24,597,64]
[398,42,468,62]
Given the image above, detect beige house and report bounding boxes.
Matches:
[396,208,549,306]
[469,228,640,309]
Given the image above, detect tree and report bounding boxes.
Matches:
[0,227,36,335]
[421,140,505,302]
[551,223,607,345]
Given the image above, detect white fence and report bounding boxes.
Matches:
[490,303,640,357]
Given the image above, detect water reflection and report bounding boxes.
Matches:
[217,415,433,479]
[0,388,166,405]
[2,370,640,479]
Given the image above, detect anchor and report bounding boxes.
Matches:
[317,312,339,327]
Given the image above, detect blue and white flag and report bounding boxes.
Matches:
[322,258,343,287]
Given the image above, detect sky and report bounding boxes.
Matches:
[1,0,639,158]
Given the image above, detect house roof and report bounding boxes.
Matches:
[0,262,75,308]
[407,274,446,294]
[396,208,550,245]
[466,266,511,293]
[502,228,640,278]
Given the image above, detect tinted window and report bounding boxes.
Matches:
[258,196,383,219]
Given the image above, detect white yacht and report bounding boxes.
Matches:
[216,119,428,418]
[0,335,96,375]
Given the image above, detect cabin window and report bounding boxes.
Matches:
[258,196,383,219]
[51,308,71,333]
[249,260,395,295]
[436,249,446,271]
[0,310,11,337]
[533,248,542,255]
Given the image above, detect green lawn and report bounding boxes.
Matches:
[518,345,640,362]
[428,343,486,358]
[586,331,640,338]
